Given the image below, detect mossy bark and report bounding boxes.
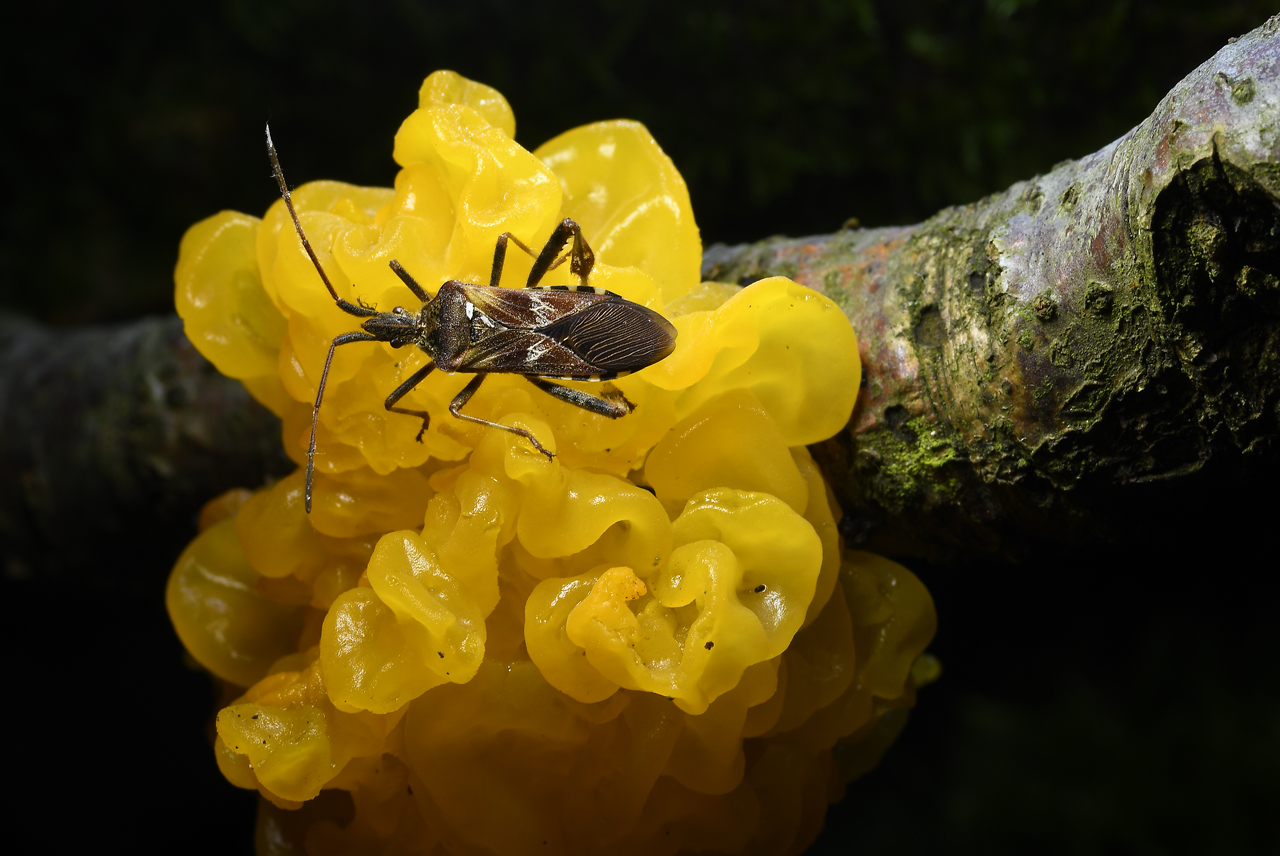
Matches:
[0,314,289,581]
[4,20,1280,576]
[705,18,1280,559]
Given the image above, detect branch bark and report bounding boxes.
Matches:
[4,18,1279,577]
[708,17,1280,558]
[0,314,289,583]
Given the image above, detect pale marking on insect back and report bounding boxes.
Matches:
[524,295,561,326]
[526,340,553,363]
[465,300,475,320]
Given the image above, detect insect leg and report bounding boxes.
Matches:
[388,259,430,303]
[307,330,378,513]
[528,218,595,288]
[384,361,436,441]
[526,377,634,418]
[489,231,538,289]
[448,374,555,460]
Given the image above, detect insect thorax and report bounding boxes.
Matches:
[426,285,473,370]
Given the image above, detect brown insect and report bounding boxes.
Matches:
[265,127,678,512]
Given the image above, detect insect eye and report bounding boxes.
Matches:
[393,306,406,315]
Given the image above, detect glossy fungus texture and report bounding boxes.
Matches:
[171,70,935,856]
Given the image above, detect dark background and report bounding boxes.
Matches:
[3,1,1278,853]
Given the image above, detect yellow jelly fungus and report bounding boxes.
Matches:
[169,70,936,856]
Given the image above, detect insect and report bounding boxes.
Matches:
[264,126,679,512]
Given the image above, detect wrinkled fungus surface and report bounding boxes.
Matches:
[169,70,936,856]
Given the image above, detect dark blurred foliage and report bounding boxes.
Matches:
[1,0,1274,324]
[3,2,1279,854]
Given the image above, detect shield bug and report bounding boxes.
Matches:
[265,127,678,512]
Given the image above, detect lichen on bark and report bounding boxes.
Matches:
[704,17,1280,559]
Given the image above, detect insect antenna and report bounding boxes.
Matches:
[266,123,347,304]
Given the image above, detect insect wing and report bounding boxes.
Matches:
[455,287,677,378]
[535,299,677,373]
[455,329,602,376]
[460,283,609,329]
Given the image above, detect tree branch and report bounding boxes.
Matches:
[707,17,1280,558]
[4,18,1279,577]
[0,314,289,583]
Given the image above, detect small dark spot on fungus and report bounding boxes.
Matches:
[438,651,444,658]
[665,696,674,701]
[754,584,766,593]
[408,785,413,795]
[252,714,258,720]
[705,641,714,650]
[1032,289,1058,322]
